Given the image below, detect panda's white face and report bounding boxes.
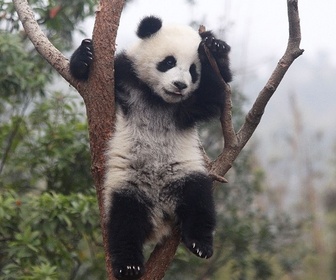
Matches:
[127,25,202,103]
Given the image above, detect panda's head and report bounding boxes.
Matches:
[126,16,202,104]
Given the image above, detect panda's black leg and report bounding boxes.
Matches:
[107,192,153,280]
[176,173,216,259]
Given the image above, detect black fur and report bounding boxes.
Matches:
[107,173,215,279]
[108,192,152,280]
[69,39,93,80]
[156,55,177,72]
[199,31,232,83]
[70,18,232,280]
[136,16,162,39]
[189,63,199,83]
[175,173,216,259]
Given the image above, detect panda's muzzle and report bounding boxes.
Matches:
[173,81,187,91]
[163,81,188,97]
[165,82,187,95]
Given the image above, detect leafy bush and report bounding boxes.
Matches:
[0,190,105,280]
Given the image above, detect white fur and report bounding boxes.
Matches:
[127,25,202,103]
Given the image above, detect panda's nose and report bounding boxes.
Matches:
[173,81,187,91]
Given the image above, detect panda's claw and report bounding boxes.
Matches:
[183,238,213,260]
[203,35,229,57]
[113,263,145,280]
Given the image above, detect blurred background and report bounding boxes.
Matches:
[1,0,335,279]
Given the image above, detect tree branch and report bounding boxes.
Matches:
[86,1,125,279]
[210,0,304,177]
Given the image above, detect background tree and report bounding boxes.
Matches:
[2,0,304,279]
[0,1,105,278]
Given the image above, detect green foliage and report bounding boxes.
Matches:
[0,33,48,110]
[0,190,104,280]
[0,1,102,279]
[1,92,92,194]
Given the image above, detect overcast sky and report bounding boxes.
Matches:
[81,0,336,152]
[115,0,336,64]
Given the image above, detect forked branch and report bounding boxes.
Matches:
[210,0,304,177]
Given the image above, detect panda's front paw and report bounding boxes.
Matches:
[80,39,94,57]
[70,39,93,80]
[203,36,230,57]
[113,263,145,280]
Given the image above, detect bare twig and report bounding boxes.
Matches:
[199,34,238,150]
[210,0,304,177]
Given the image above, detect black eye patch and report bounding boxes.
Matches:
[189,63,199,83]
[157,56,176,72]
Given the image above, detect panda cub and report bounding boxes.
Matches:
[70,16,232,280]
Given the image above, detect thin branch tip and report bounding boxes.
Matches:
[209,173,228,183]
[198,25,206,34]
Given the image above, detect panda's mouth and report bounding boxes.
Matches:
[164,90,183,96]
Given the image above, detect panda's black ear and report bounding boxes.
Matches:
[137,16,162,39]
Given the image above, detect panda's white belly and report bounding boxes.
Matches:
[104,110,206,192]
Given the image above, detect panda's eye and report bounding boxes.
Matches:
[189,63,199,83]
[166,57,176,67]
[157,56,177,72]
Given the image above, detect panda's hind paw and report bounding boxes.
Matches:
[113,263,145,280]
[184,238,213,259]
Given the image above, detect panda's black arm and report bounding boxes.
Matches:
[175,33,232,128]
[199,31,232,83]
[69,39,93,80]
[114,52,141,90]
